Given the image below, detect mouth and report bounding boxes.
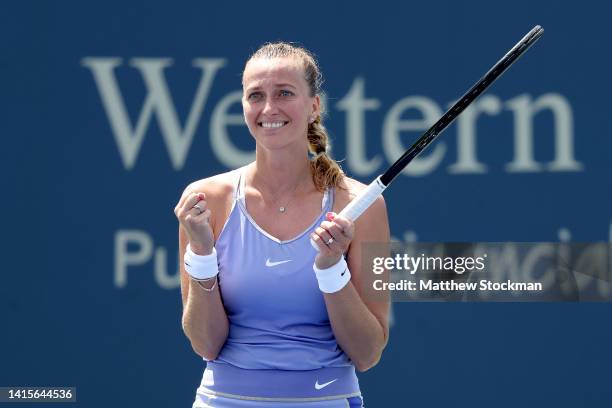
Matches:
[258,121,289,129]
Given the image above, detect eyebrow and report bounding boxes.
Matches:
[246,83,298,92]
[275,83,297,89]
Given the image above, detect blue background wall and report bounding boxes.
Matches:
[1,1,611,406]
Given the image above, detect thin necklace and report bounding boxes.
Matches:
[253,175,305,214]
[278,180,301,214]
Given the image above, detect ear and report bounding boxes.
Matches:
[311,94,321,121]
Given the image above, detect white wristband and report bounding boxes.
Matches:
[313,257,351,294]
[184,244,219,280]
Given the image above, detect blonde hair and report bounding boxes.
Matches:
[244,42,344,192]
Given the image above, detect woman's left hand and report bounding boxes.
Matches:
[311,212,355,269]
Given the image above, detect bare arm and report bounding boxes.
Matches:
[175,182,230,360]
[311,196,390,372]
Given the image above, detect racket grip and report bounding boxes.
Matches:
[310,176,387,250]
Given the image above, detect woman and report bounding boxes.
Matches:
[174,42,390,407]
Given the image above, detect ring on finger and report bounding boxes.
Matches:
[193,204,203,214]
[327,237,334,245]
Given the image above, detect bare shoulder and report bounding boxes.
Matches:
[334,176,388,221]
[335,177,366,204]
[181,169,239,202]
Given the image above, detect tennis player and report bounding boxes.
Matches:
[174,42,390,407]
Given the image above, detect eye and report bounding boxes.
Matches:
[247,92,263,101]
[279,89,294,97]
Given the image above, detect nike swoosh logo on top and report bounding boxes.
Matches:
[315,378,338,390]
[265,258,292,267]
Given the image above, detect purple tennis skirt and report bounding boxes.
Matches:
[192,362,364,407]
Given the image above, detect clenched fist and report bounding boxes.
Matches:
[174,192,214,255]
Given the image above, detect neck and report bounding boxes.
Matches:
[249,148,314,195]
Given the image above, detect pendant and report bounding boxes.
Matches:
[279,206,286,213]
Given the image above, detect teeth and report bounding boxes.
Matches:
[261,121,286,128]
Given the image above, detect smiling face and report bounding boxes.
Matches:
[242,57,320,152]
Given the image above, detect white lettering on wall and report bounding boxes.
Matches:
[114,230,153,288]
[210,90,254,168]
[114,230,179,289]
[81,57,226,170]
[83,57,583,177]
[336,77,383,176]
[505,93,582,172]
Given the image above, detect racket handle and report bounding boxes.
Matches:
[310,176,387,250]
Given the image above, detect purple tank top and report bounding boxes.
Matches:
[212,168,352,370]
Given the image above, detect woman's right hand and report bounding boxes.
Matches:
[174,192,215,255]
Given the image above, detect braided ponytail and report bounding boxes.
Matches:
[307,115,344,192]
[245,42,345,192]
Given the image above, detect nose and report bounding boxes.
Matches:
[261,97,278,115]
